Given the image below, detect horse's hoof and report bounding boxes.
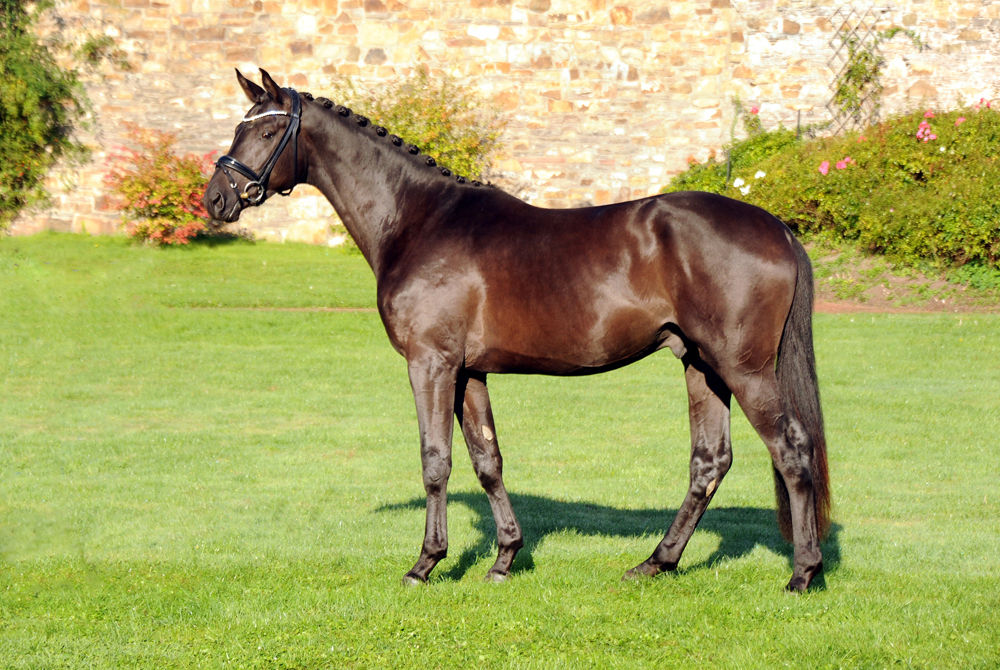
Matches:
[485,571,509,584]
[785,561,822,592]
[784,577,808,592]
[622,564,656,581]
[402,574,426,587]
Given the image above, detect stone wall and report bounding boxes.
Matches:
[11,0,1000,242]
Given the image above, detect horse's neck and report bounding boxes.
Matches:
[302,109,427,276]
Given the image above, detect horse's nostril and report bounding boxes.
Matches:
[211,191,223,206]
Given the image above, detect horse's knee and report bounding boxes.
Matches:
[421,448,452,493]
[473,455,502,490]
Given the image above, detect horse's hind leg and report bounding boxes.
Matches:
[625,356,732,579]
[456,371,524,581]
[731,371,823,591]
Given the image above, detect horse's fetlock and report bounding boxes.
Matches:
[504,535,524,552]
[421,544,447,562]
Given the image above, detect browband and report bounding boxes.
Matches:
[242,109,294,123]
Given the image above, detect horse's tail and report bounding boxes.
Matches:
[773,236,831,541]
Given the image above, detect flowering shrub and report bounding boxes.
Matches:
[329,67,506,180]
[666,129,799,194]
[666,96,801,195]
[664,104,1000,270]
[104,124,214,245]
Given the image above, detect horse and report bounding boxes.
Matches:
[204,70,831,591]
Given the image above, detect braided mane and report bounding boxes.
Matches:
[299,90,495,190]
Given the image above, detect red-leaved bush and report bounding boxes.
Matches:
[104,123,214,245]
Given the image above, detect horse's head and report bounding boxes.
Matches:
[204,69,304,222]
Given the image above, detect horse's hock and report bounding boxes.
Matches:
[13,0,1000,242]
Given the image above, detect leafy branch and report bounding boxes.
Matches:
[832,27,925,128]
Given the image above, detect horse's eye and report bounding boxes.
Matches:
[262,131,274,140]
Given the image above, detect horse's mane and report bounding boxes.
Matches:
[296,90,498,191]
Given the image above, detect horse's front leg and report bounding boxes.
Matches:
[402,350,460,585]
[456,371,523,582]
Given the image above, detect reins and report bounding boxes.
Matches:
[215,88,302,216]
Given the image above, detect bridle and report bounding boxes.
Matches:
[215,88,302,216]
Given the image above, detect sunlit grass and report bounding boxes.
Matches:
[2,233,998,668]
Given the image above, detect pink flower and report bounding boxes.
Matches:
[956,117,966,126]
[819,161,829,175]
[836,160,847,170]
[924,110,935,118]
[750,106,759,115]
[916,121,936,141]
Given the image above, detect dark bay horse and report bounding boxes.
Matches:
[204,70,831,591]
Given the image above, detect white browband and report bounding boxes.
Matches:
[242,109,292,123]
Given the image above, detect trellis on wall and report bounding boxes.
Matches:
[825,5,889,134]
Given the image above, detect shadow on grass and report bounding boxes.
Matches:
[379,492,842,587]
[189,227,257,247]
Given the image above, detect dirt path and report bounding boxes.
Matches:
[813,300,996,314]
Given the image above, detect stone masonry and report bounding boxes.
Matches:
[10,0,1000,243]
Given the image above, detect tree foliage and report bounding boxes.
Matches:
[0,0,88,230]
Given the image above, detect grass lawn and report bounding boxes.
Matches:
[2,233,999,669]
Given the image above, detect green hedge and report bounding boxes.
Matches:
[664,105,1000,270]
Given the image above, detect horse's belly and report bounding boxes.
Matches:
[468,306,669,375]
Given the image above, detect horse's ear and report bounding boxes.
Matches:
[259,69,286,105]
[235,69,265,103]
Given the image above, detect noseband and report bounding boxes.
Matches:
[215,89,302,214]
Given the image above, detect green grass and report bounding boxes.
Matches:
[2,234,999,669]
[806,238,1000,308]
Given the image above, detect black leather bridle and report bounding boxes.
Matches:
[215,89,302,216]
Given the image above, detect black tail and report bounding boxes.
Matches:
[773,237,831,541]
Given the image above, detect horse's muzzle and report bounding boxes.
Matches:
[203,174,242,222]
